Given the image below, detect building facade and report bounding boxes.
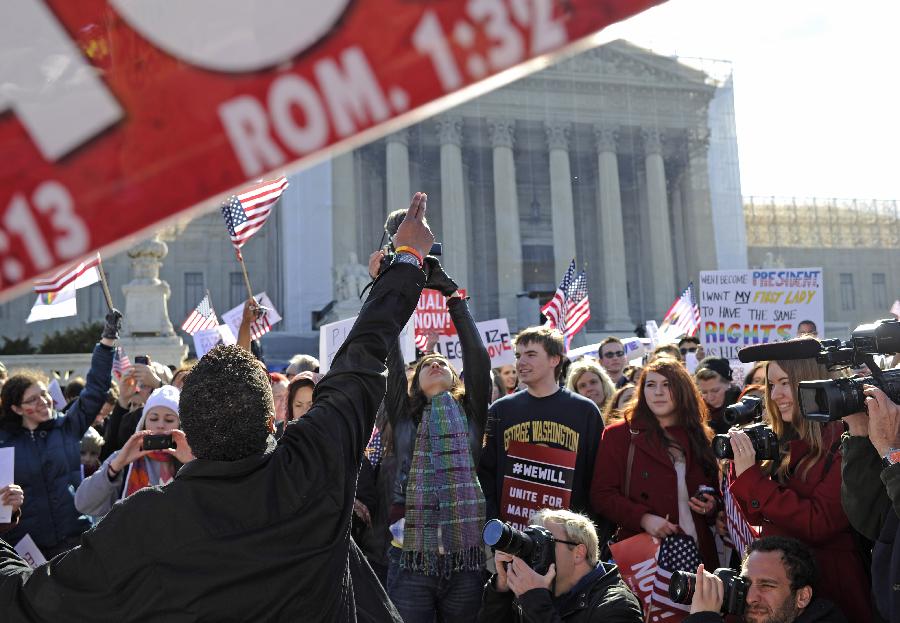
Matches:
[1,40,746,363]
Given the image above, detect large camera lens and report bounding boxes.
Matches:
[723,396,762,427]
[798,378,865,422]
[669,571,696,604]
[482,519,536,559]
[712,434,734,460]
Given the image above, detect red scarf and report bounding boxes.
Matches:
[124,451,176,498]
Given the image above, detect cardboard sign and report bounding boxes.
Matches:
[433,317,513,370]
[192,324,237,359]
[0,1,660,301]
[699,269,824,360]
[414,289,466,336]
[221,292,282,341]
[13,534,47,569]
[319,314,415,373]
[499,441,576,530]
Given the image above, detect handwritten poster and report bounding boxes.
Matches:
[699,268,824,360]
[433,318,514,371]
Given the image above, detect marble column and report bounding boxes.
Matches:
[331,151,357,272]
[670,178,689,289]
[593,124,632,329]
[436,116,468,287]
[642,128,676,316]
[545,121,578,280]
[488,118,522,329]
[683,127,717,280]
[385,129,410,215]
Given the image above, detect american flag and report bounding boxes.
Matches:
[221,177,289,253]
[33,253,101,293]
[112,346,132,380]
[647,534,703,622]
[659,283,701,338]
[247,313,272,341]
[541,259,591,345]
[181,293,219,335]
[414,333,429,352]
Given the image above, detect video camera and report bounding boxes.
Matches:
[670,568,749,616]
[482,519,555,575]
[738,318,900,422]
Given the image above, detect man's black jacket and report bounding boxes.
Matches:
[476,562,643,623]
[0,262,424,622]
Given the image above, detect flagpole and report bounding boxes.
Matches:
[236,250,254,302]
[96,255,115,312]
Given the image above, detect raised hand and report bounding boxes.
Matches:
[392,192,434,261]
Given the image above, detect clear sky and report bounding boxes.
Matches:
[598,0,900,201]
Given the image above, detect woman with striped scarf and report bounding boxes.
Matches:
[382,257,492,623]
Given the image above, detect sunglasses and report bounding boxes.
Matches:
[680,346,698,355]
[602,350,625,358]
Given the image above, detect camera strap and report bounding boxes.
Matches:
[624,429,639,498]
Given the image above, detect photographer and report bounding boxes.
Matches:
[0,192,434,620]
[686,536,847,623]
[727,359,872,620]
[375,208,492,621]
[841,385,900,622]
[478,509,642,622]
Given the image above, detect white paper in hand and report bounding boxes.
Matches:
[14,534,47,568]
[0,447,13,523]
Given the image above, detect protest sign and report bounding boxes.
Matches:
[14,534,47,569]
[699,268,824,361]
[433,318,513,370]
[221,292,281,341]
[499,441,576,530]
[319,314,415,373]
[0,1,659,302]
[0,447,12,523]
[609,532,660,614]
[567,337,647,363]
[723,469,760,557]
[192,325,237,359]
[414,289,466,336]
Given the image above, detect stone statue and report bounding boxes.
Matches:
[333,252,370,303]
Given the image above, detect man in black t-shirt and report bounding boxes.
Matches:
[478,327,603,524]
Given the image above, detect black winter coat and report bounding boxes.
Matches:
[476,562,643,623]
[0,261,423,622]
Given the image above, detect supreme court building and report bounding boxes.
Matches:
[0,40,747,363]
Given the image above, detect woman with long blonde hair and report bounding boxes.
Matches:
[727,357,873,620]
[565,358,616,422]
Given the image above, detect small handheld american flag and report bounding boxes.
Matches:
[112,346,132,380]
[647,534,703,622]
[660,283,701,338]
[221,177,289,257]
[181,293,219,336]
[541,259,591,347]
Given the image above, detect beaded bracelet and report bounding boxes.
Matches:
[394,245,423,266]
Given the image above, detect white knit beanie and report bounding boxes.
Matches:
[142,385,180,418]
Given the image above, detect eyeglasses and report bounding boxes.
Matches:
[21,391,51,406]
[602,350,625,359]
[680,346,698,355]
[553,537,581,547]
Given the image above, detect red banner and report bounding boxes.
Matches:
[610,532,659,615]
[499,440,576,530]
[0,0,661,301]
[415,289,467,336]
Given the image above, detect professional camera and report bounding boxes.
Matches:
[482,519,555,575]
[669,568,749,616]
[722,395,763,427]
[738,318,900,422]
[712,422,779,461]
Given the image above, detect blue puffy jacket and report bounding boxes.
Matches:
[0,343,113,554]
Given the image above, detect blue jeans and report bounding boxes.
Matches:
[387,547,484,623]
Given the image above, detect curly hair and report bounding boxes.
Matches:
[179,345,273,461]
[0,369,48,429]
[625,358,717,478]
[408,353,465,422]
[746,536,817,592]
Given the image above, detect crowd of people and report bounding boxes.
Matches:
[0,193,897,623]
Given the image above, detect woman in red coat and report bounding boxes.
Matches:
[728,357,872,621]
[591,358,720,569]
